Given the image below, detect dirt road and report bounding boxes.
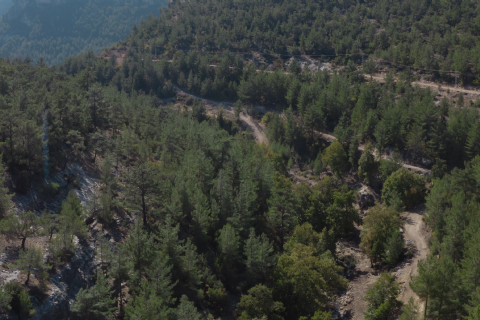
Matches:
[172,86,269,144]
[397,205,429,314]
[319,133,432,175]
[371,74,480,97]
[339,205,429,320]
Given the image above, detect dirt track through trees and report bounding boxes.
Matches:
[173,87,431,319]
[397,205,429,315]
[172,85,269,144]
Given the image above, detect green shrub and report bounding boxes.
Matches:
[39,182,60,196]
[313,152,323,175]
[382,168,426,210]
[322,140,347,177]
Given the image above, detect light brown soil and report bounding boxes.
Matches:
[397,205,430,315]
[319,132,431,175]
[173,86,269,144]
[371,74,480,103]
[338,205,430,320]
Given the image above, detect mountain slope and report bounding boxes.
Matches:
[0,0,168,65]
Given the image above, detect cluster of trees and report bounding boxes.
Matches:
[2,0,480,318]
[0,53,357,318]
[118,0,480,84]
[0,0,168,65]
[409,156,480,319]
[61,51,480,171]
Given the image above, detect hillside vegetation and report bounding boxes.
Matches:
[0,0,168,65]
[0,0,479,320]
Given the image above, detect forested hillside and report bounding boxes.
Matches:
[0,0,168,65]
[0,0,480,320]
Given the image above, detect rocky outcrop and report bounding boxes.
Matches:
[357,186,376,210]
[30,243,96,320]
[13,163,99,216]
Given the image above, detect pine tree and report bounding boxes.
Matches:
[313,152,323,176]
[460,231,480,297]
[175,295,202,320]
[244,228,276,281]
[124,219,155,286]
[71,271,116,320]
[383,230,404,267]
[125,281,172,320]
[358,142,377,185]
[465,124,480,160]
[191,190,212,240]
[146,251,177,303]
[237,284,285,320]
[399,298,419,320]
[0,211,42,251]
[267,174,298,250]
[348,136,360,169]
[50,191,87,261]
[364,273,401,320]
[181,240,203,288]
[0,159,12,219]
[410,256,438,320]
[124,162,159,225]
[217,223,240,268]
[13,247,50,286]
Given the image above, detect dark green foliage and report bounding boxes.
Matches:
[378,154,402,183]
[382,169,426,210]
[358,143,377,185]
[322,141,347,177]
[399,298,419,320]
[13,247,50,286]
[237,285,285,320]
[49,191,87,262]
[313,152,323,176]
[0,284,12,313]
[0,211,42,251]
[174,295,203,320]
[273,244,347,319]
[0,160,12,219]
[383,230,404,268]
[360,205,402,265]
[244,228,276,282]
[409,156,480,319]
[4,0,480,318]
[364,273,401,320]
[71,272,116,320]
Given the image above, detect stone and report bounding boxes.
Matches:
[357,186,375,209]
[30,243,96,320]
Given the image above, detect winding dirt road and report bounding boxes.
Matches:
[172,85,269,144]
[173,86,431,319]
[398,205,429,315]
[319,133,432,175]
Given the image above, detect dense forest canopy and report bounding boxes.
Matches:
[0,0,480,319]
[0,0,168,65]
[121,0,480,83]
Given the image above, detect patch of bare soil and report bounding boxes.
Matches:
[370,74,480,104]
[318,132,432,176]
[337,228,380,320]
[337,205,430,320]
[396,205,430,316]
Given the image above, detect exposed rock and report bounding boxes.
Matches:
[13,163,99,215]
[31,243,96,320]
[357,186,375,209]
